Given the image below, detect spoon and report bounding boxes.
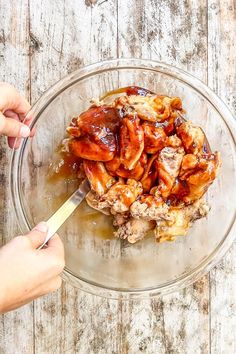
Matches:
[38,179,90,249]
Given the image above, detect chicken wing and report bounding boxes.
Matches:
[155,198,210,242]
[98,179,143,214]
[141,154,159,192]
[176,121,205,154]
[116,95,183,122]
[67,105,120,161]
[142,122,167,154]
[157,147,185,199]
[86,190,110,215]
[119,116,144,170]
[105,153,147,180]
[115,218,156,243]
[83,160,115,196]
[130,194,170,221]
[69,136,115,162]
[179,152,221,203]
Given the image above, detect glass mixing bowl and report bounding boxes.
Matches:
[10,59,236,298]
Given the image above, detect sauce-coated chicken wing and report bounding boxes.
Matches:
[98,179,143,214]
[83,160,115,196]
[119,116,144,170]
[176,121,205,154]
[179,152,221,203]
[67,105,120,161]
[157,147,185,199]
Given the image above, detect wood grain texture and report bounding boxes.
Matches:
[0,0,235,353]
[0,1,34,354]
[28,1,120,354]
[208,1,236,353]
[118,1,210,353]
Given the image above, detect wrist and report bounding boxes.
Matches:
[0,286,6,314]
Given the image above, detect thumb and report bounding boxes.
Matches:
[0,112,30,138]
[26,222,49,249]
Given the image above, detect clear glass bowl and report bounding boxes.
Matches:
[10,59,236,298]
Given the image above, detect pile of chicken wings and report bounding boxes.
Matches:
[66,87,220,243]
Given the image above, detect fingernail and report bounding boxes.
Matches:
[34,222,48,233]
[20,124,30,138]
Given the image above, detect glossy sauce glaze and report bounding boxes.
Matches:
[47,151,114,240]
[67,105,121,162]
[53,87,212,201]
[47,151,81,182]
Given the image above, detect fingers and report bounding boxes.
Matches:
[0,83,33,146]
[27,221,64,260]
[5,112,21,149]
[4,109,33,125]
[4,110,19,120]
[7,136,21,149]
[45,233,65,259]
[5,113,21,149]
[0,112,30,138]
[26,222,49,249]
[0,82,31,114]
[6,114,35,149]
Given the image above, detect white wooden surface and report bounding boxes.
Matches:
[0,1,235,353]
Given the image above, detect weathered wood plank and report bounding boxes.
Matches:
[0,1,34,354]
[0,0,235,353]
[208,1,236,353]
[28,1,120,354]
[118,1,210,353]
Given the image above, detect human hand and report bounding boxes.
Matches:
[0,82,32,148]
[0,222,65,313]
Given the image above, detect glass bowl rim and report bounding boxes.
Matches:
[10,58,236,299]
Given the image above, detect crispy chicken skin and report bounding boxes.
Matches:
[116,95,183,122]
[176,121,205,154]
[114,218,156,243]
[179,152,221,203]
[166,134,182,148]
[113,213,130,226]
[65,86,220,244]
[98,179,143,214]
[86,190,110,215]
[130,195,170,221]
[155,199,210,242]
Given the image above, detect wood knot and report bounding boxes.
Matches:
[29,32,42,53]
